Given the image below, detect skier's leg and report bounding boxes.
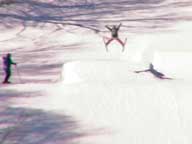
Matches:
[7,70,11,82]
[103,36,111,45]
[115,38,127,52]
[3,70,11,83]
[155,75,173,80]
[115,38,125,46]
[105,38,114,47]
[161,77,173,80]
[3,74,8,83]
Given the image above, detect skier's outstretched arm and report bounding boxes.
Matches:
[105,25,112,31]
[117,23,122,30]
[11,60,17,65]
[134,69,149,73]
[9,58,16,65]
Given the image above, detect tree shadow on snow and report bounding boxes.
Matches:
[0,44,86,83]
[0,0,191,33]
[0,89,42,106]
[0,107,88,144]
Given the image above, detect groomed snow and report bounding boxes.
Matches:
[1,1,192,143]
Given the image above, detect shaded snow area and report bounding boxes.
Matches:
[1,0,192,144]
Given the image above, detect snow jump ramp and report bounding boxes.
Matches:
[61,51,192,83]
[61,60,148,83]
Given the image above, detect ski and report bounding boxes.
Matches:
[122,38,127,52]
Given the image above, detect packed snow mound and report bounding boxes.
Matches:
[61,50,192,83]
[61,60,163,84]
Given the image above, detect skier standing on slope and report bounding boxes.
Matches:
[134,63,173,80]
[2,53,17,84]
[104,23,126,51]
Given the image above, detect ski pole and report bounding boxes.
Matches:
[15,65,22,84]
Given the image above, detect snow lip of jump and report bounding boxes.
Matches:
[61,60,177,84]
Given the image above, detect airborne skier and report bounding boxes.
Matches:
[104,23,126,52]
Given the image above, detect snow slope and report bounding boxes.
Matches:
[1,1,192,144]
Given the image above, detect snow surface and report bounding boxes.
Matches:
[1,1,192,144]
[4,22,192,144]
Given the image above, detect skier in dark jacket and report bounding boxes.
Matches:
[106,24,121,38]
[2,53,17,84]
[104,23,126,51]
[134,63,173,80]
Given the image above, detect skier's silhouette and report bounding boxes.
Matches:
[2,53,17,84]
[134,63,173,80]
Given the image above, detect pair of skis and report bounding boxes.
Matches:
[103,37,127,52]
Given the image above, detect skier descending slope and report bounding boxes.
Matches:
[134,63,173,80]
[104,23,127,52]
[2,53,17,84]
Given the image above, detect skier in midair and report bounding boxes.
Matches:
[104,23,126,52]
[134,63,173,80]
[2,53,17,84]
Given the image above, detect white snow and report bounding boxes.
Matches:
[153,51,192,79]
[61,60,143,83]
[1,1,192,144]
